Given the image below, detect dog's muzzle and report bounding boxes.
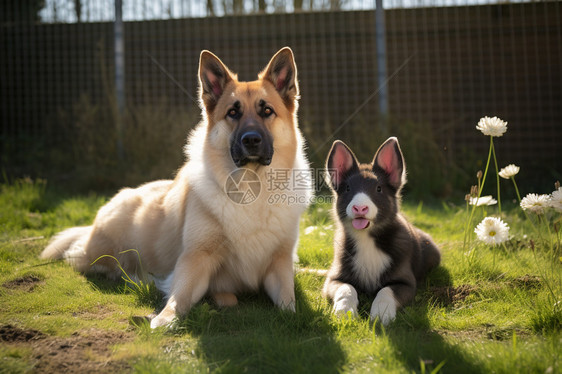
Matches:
[231,127,274,167]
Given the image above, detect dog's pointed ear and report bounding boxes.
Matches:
[260,47,299,105]
[326,140,359,191]
[199,50,234,111]
[372,137,406,190]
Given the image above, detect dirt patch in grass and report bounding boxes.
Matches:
[2,274,44,292]
[0,324,46,343]
[431,284,476,306]
[431,276,542,307]
[484,325,529,341]
[509,275,541,290]
[438,329,484,341]
[438,326,529,342]
[71,304,118,321]
[1,325,133,373]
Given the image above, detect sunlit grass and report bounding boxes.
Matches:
[0,180,560,373]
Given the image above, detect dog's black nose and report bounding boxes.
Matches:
[241,131,262,149]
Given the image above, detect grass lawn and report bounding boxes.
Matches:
[1,179,560,373]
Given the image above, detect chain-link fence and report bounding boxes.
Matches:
[1,0,560,194]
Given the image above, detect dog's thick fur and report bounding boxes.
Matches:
[41,47,312,328]
[322,137,440,324]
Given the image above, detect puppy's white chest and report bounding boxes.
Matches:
[351,232,392,290]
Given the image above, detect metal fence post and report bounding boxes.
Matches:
[375,0,388,122]
[114,0,125,161]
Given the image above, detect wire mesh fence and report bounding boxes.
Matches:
[1,0,560,194]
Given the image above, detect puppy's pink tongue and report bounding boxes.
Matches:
[352,218,370,230]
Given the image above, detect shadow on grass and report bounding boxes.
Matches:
[85,272,165,311]
[85,273,125,294]
[174,283,346,373]
[84,266,483,372]
[382,266,487,373]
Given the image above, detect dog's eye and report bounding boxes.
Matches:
[263,107,274,118]
[227,108,239,119]
[377,185,382,193]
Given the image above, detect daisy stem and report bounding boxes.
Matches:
[463,199,471,251]
[463,136,493,251]
[491,139,502,215]
[552,215,562,250]
[511,176,522,202]
[539,214,555,255]
[511,177,539,234]
[531,244,558,303]
[501,242,509,254]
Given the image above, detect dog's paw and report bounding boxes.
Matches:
[278,300,296,313]
[370,287,397,325]
[333,299,358,318]
[150,310,176,329]
[333,284,358,318]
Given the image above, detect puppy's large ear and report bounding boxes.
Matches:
[372,137,406,190]
[326,140,359,191]
[260,47,299,106]
[199,50,234,112]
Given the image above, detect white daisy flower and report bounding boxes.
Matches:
[520,193,551,214]
[469,195,497,206]
[476,116,508,137]
[304,226,318,235]
[498,164,520,179]
[549,187,562,212]
[474,217,510,246]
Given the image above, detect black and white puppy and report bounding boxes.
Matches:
[322,137,441,324]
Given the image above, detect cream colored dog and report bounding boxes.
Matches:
[41,47,312,328]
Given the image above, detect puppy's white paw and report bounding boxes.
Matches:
[150,310,176,329]
[370,287,397,325]
[333,284,358,318]
[333,299,358,318]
